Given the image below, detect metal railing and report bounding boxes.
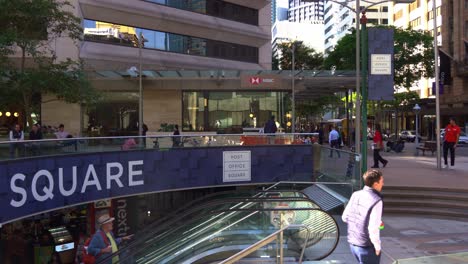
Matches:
[219,224,311,264]
[0,133,318,161]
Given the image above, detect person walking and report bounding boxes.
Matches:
[371,124,388,169]
[87,214,133,264]
[443,117,461,169]
[329,126,340,158]
[342,169,384,264]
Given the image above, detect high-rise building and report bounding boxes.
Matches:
[30,0,273,134]
[389,0,442,98]
[324,2,389,54]
[440,0,468,126]
[272,0,289,23]
[272,0,325,68]
[288,0,325,23]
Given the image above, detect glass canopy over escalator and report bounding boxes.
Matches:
[99,185,339,264]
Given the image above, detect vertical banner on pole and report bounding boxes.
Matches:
[368,28,394,101]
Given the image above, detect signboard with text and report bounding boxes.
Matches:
[0,146,313,225]
[223,151,251,182]
[371,54,392,75]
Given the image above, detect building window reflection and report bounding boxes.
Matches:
[182,91,291,133]
[83,19,258,63]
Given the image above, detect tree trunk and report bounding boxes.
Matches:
[20,46,34,129]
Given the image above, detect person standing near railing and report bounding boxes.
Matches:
[55,124,77,151]
[29,123,43,155]
[264,116,277,144]
[342,169,384,264]
[9,124,24,158]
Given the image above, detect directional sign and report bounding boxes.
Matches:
[371,54,392,75]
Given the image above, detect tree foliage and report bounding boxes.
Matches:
[0,0,100,127]
[296,95,343,118]
[276,42,324,70]
[323,26,434,90]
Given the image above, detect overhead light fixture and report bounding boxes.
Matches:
[14,112,19,117]
[6,112,11,117]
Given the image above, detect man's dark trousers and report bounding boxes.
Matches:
[329,139,341,158]
[443,141,455,166]
[350,244,380,264]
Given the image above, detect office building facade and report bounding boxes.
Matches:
[439,0,468,126]
[35,0,274,134]
[288,0,325,23]
[389,0,442,98]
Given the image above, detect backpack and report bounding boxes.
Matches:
[82,231,110,264]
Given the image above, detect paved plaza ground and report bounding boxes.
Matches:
[323,143,468,263]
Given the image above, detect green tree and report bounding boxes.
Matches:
[0,0,99,127]
[323,26,434,90]
[277,42,324,70]
[296,95,343,119]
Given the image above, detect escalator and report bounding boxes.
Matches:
[99,183,341,263]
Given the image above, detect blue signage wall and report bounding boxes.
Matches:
[0,146,313,224]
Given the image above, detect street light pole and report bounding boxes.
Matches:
[138,32,143,138]
[292,43,296,134]
[432,0,441,169]
[360,12,368,174]
[413,103,421,156]
[355,0,362,165]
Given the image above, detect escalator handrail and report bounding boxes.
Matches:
[218,224,311,264]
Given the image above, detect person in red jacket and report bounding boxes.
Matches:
[371,124,388,169]
[443,117,461,169]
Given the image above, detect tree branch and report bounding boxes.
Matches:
[42,98,59,104]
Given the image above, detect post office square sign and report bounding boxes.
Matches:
[223,151,251,182]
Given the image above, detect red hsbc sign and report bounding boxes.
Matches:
[250,77,261,85]
[243,75,279,88]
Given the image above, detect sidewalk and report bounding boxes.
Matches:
[322,144,468,263]
[367,143,468,189]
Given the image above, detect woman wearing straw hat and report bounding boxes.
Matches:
[87,214,133,264]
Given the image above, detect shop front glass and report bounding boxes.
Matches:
[83,92,139,136]
[182,91,291,133]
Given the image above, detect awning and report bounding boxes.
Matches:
[87,69,359,100]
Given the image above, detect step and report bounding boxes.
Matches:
[383,191,468,202]
[384,207,468,219]
[384,198,468,210]
[384,186,468,194]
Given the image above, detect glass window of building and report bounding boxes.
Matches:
[182,91,291,133]
[143,0,258,25]
[83,19,258,63]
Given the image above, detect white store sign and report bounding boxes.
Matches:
[371,54,392,75]
[223,151,251,182]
